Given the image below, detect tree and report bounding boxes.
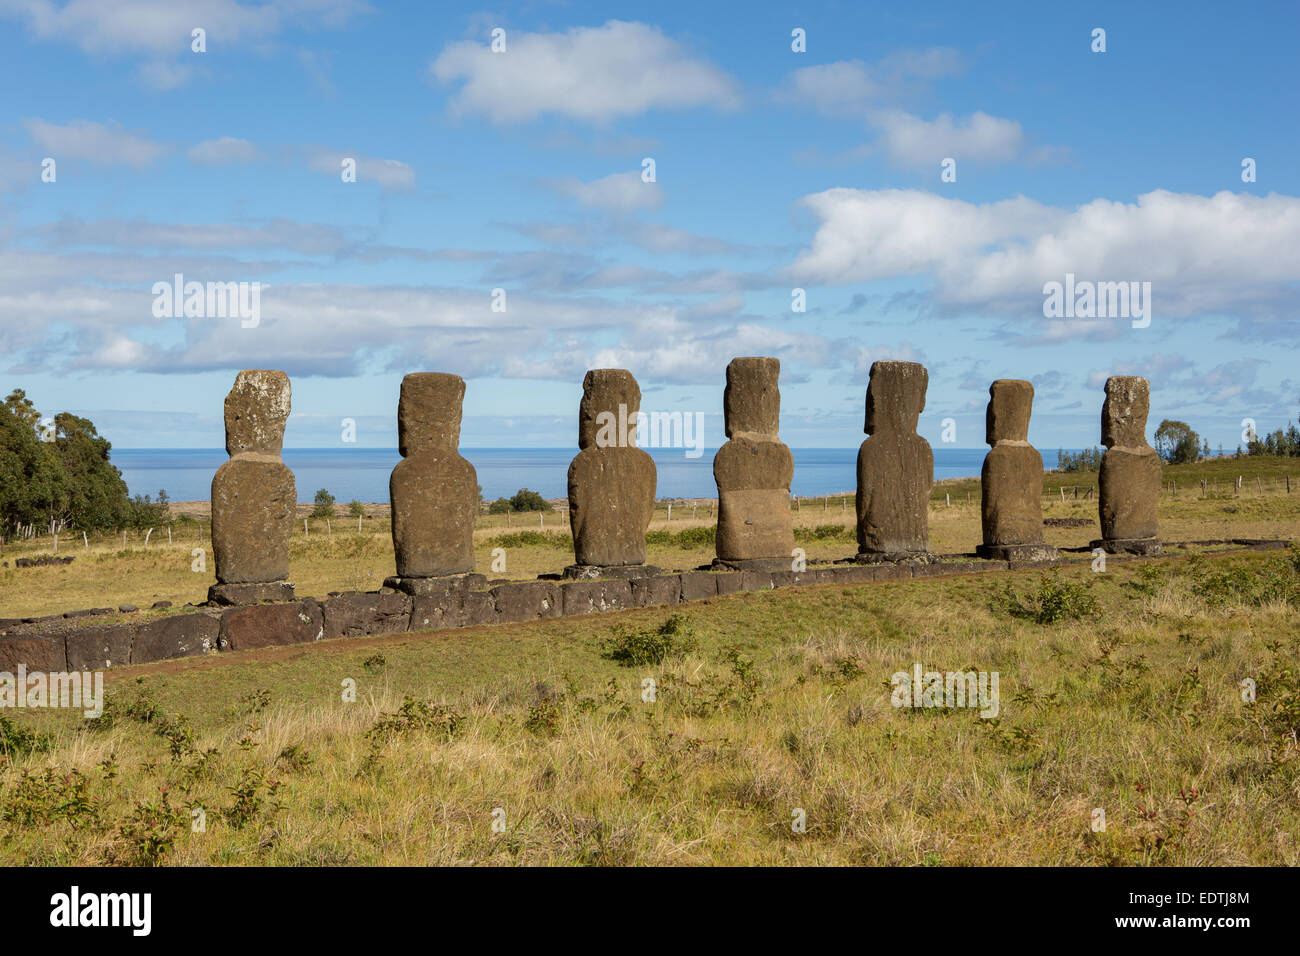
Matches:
[348,499,365,518]
[0,399,65,533]
[4,389,41,431]
[312,488,336,518]
[508,488,553,512]
[1056,447,1102,472]
[49,412,132,531]
[1153,419,1201,465]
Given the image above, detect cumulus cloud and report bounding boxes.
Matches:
[869,109,1024,165]
[23,119,166,167]
[430,20,741,124]
[0,0,367,55]
[187,136,262,165]
[547,170,662,214]
[777,48,963,116]
[789,188,1300,325]
[1,0,369,90]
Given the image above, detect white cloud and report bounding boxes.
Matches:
[0,0,368,55]
[789,188,1300,325]
[431,20,741,124]
[869,109,1025,165]
[306,150,414,190]
[23,119,166,167]
[187,136,262,165]
[777,48,963,116]
[135,59,196,90]
[548,171,662,214]
[29,217,351,255]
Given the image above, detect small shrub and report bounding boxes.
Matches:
[367,696,464,742]
[112,791,185,865]
[524,699,562,737]
[997,572,1099,624]
[0,714,52,758]
[601,615,698,666]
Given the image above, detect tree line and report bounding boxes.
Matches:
[0,389,169,537]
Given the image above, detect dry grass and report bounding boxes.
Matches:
[2,549,1298,866]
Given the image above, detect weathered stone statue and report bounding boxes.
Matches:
[1093,376,1162,554]
[209,370,296,605]
[856,361,934,563]
[713,357,795,571]
[977,380,1057,562]
[387,373,478,584]
[566,369,657,578]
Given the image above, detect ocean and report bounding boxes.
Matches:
[112,446,1007,503]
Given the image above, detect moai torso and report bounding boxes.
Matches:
[856,361,933,555]
[714,357,794,563]
[981,379,1045,547]
[211,370,296,584]
[1098,376,1160,541]
[567,370,656,567]
[390,373,478,577]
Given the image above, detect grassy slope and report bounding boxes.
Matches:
[2,548,1298,866]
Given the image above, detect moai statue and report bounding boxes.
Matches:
[712,357,795,571]
[209,370,296,605]
[566,369,657,578]
[976,380,1058,562]
[1092,376,1162,554]
[385,373,479,592]
[855,361,934,563]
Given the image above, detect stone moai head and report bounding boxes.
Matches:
[578,369,641,450]
[865,361,927,434]
[985,379,1034,445]
[224,370,290,456]
[1101,376,1150,448]
[724,357,780,440]
[398,373,465,457]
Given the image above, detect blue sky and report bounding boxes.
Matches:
[1,0,1297,452]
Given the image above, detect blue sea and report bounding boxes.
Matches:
[113,447,1001,503]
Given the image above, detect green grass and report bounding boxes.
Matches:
[2,548,1298,865]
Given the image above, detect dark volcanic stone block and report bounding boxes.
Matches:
[0,631,68,671]
[220,599,324,651]
[630,576,681,608]
[132,612,222,663]
[714,572,746,596]
[738,571,774,591]
[463,590,500,626]
[872,564,912,582]
[832,565,877,585]
[65,623,134,669]
[492,581,563,622]
[562,579,632,615]
[321,591,412,640]
[208,582,296,606]
[678,572,718,602]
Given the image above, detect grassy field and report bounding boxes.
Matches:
[2,455,1298,619]
[1,547,1298,865]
